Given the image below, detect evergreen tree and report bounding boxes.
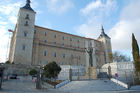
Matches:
[43,61,61,79]
[132,33,140,75]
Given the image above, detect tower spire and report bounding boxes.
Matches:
[26,0,31,6]
[98,25,110,39]
[22,0,34,11]
[101,25,104,34]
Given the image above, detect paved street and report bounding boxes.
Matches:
[0,77,63,93]
[0,77,140,93]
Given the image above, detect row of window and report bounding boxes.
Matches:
[43,39,80,48]
[43,50,81,60]
[41,31,81,43]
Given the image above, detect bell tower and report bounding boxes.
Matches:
[11,0,36,65]
[98,26,112,63]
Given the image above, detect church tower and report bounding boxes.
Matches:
[9,0,36,65]
[98,26,112,63]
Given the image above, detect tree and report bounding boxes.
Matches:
[5,61,10,64]
[132,33,140,75]
[112,51,131,62]
[29,69,37,76]
[43,61,61,79]
[108,52,113,63]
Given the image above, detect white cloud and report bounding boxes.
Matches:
[0,1,23,62]
[77,0,140,54]
[0,0,41,62]
[76,0,117,39]
[80,0,102,15]
[80,0,117,16]
[46,0,74,14]
[0,26,10,62]
[0,1,23,24]
[108,0,140,51]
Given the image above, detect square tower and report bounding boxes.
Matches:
[9,0,36,65]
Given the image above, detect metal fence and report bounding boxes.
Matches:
[57,65,140,86]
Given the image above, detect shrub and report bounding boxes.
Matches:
[29,69,37,76]
[43,61,61,79]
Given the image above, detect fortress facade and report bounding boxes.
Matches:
[9,0,112,68]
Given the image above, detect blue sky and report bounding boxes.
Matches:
[0,0,140,62]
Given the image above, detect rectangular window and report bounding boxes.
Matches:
[78,45,80,48]
[71,54,73,58]
[96,57,98,62]
[62,35,64,40]
[44,40,47,43]
[54,33,56,38]
[90,42,92,46]
[22,45,25,50]
[54,52,56,57]
[25,14,29,19]
[39,60,42,65]
[46,61,48,64]
[54,41,56,44]
[79,56,81,60]
[24,21,28,26]
[62,53,65,58]
[70,37,72,41]
[44,32,47,36]
[44,50,47,56]
[70,44,72,47]
[24,32,27,37]
[77,40,80,43]
[62,43,64,46]
[34,30,36,34]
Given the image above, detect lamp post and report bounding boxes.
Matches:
[36,65,43,89]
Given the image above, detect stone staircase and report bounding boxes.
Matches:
[59,79,126,92]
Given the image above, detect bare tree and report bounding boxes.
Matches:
[112,51,131,62]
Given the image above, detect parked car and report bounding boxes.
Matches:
[10,74,17,79]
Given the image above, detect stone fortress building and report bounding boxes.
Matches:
[9,0,112,68]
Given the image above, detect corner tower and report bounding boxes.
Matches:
[9,0,36,65]
[98,26,112,63]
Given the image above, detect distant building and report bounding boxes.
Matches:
[9,0,112,68]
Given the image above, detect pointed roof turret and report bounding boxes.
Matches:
[22,0,34,11]
[98,25,110,39]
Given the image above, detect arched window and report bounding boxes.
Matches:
[25,14,29,19]
[24,21,28,26]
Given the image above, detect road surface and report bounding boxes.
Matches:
[0,76,140,93]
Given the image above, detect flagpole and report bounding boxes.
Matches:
[6,29,13,61]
